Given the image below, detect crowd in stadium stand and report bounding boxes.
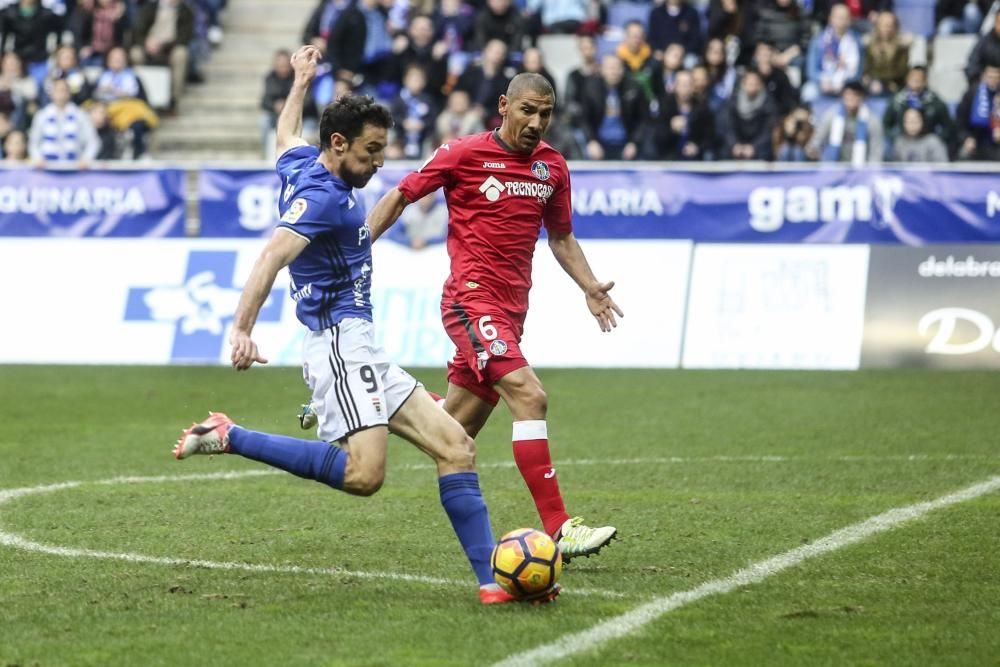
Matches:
[260,0,1000,164]
[2,0,997,165]
[0,0,224,165]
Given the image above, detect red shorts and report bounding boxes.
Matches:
[441,299,529,406]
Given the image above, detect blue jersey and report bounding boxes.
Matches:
[276,145,373,331]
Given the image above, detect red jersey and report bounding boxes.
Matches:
[397,130,573,317]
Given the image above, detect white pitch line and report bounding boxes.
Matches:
[0,470,623,599]
[493,475,1000,667]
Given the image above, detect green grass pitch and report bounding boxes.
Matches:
[1,366,999,666]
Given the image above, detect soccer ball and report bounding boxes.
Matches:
[492,528,562,599]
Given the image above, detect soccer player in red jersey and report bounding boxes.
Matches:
[365,72,623,560]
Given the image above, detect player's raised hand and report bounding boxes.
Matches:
[290,45,321,84]
[585,281,624,332]
[230,329,268,371]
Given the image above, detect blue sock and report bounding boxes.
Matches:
[228,426,347,490]
[439,472,496,586]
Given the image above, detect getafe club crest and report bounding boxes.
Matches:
[531,161,550,181]
[489,339,508,356]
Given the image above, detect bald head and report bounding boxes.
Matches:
[506,72,555,103]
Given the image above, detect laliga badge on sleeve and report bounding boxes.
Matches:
[281,198,308,224]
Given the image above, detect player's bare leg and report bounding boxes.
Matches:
[441,383,495,438]
[494,366,617,562]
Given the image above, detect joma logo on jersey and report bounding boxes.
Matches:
[483,161,506,169]
[478,175,554,203]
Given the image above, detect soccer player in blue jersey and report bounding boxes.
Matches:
[172,45,542,605]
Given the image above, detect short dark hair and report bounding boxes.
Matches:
[506,72,555,102]
[843,80,865,95]
[319,94,393,150]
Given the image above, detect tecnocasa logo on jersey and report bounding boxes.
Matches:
[478,175,555,203]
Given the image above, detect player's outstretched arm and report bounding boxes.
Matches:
[547,230,624,333]
[368,187,410,242]
[275,45,320,158]
[230,229,308,370]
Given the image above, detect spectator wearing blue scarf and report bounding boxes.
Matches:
[957,64,1000,160]
[808,80,884,164]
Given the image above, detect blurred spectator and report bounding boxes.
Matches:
[863,12,909,97]
[303,0,366,84]
[472,0,525,52]
[0,109,10,144]
[811,0,893,27]
[94,46,158,159]
[398,193,448,249]
[261,49,319,156]
[130,0,194,111]
[966,12,1000,81]
[391,14,449,101]
[772,104,814,160]
[617,20,654,75]
[649,42,686,100]
[565,34,599,120]
[690,63,711,100]
[703,37,737,109]
[435,88,484,142]
[389,64,436,158]
[648,0,703,62]
[0,51,38,128]
[2,127,27,162]
[809,81,884,164]
[525,0,587,39]
[358,0,394,88]
[87,100,118,159]
[432,0,473,84]
[28,78,99,166]
[708,0,748,42]
[722,68,777,159]
[890,107,949,160]
[434,0,475,52]
[882,66,952,143]
[519,47,557,98]
[751,0,810,69]
[957,63,1000,160]
[935,0,990,35]
[753,41,798,114]
[647,69,715,159]
[455,38,513,127]
[0,0,62,83]
[68,0,130,67]
[45,45,93,106]
[578,54,645,160]
[804,4,862,103]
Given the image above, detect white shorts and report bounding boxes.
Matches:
[302,318,420,442]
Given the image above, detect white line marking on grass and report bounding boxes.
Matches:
[0,470,623,599]
[493,475,1000,667]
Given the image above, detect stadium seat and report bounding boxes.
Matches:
[786,65,802,89]
[134,65,172,110]
[607,1,653,28]
[596,35,622,59]
[537,35,582,100]
[908,35,928,66]
[895,0,937,36]
[929,67,970,103]
[930,34,978,70]
[928,34,978,103]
